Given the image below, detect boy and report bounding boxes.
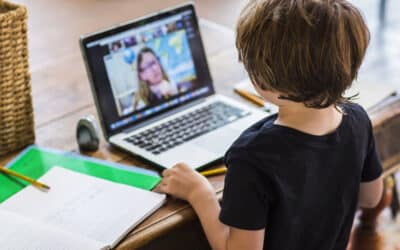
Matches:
[156,0,383,249]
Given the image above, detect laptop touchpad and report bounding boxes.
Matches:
[193,128,239,154]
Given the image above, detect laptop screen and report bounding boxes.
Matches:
[81,4,214,137]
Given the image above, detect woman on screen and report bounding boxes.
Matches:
[133,47,178,110]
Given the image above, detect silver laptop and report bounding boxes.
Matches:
[80,3,265,169]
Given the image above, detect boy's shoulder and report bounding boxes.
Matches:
[227,114,283,156]
[342,102,372,127]
[227,102,371,155]
[342,101,366,113]
[224,114,281,178]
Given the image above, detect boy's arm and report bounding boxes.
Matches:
[358,176,383,208]
[190,187,265,250]
[155,163,265,250]
[358,114,383,208]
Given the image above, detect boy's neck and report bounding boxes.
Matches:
[275,103,343,136]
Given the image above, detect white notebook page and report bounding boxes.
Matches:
[0,209,103,250]
[0,166,166,247]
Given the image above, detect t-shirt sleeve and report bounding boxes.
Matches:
[219,148,272,230]
[361,119,383,182]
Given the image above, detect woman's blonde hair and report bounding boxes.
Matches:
[134,47,170,109]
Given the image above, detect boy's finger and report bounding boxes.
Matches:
[153,184,162,193]
[175,162,190,170]
[154,182,168,193]
[162,169,171,177]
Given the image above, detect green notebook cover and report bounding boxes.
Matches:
[0,146,161,203]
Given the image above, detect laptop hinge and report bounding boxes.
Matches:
[122,97,207,134]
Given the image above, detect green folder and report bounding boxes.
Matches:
[0,146,161,203]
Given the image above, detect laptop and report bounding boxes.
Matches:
[80,3,265,169]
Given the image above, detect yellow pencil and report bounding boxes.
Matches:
[200,167,227,177]
[0,166,50,191]
[234,88,265,107]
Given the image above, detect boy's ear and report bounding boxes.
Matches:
[259,83,269,91]
[251,81,269,91]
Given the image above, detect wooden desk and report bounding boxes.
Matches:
[1,19,400,250]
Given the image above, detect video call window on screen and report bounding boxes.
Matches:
[103,15,198,117]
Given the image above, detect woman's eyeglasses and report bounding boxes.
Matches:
[139,59,158,73]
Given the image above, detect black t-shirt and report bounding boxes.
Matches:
[219,103,382,250]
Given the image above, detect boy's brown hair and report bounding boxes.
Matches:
[236,0,370,108]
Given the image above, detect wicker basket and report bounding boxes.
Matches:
[0,1,34,156]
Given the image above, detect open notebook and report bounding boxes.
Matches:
[0,167,166,250]
[235,79,397,112]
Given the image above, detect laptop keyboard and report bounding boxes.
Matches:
[124,101,250,155]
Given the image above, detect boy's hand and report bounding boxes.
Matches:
[155,163,215,204]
